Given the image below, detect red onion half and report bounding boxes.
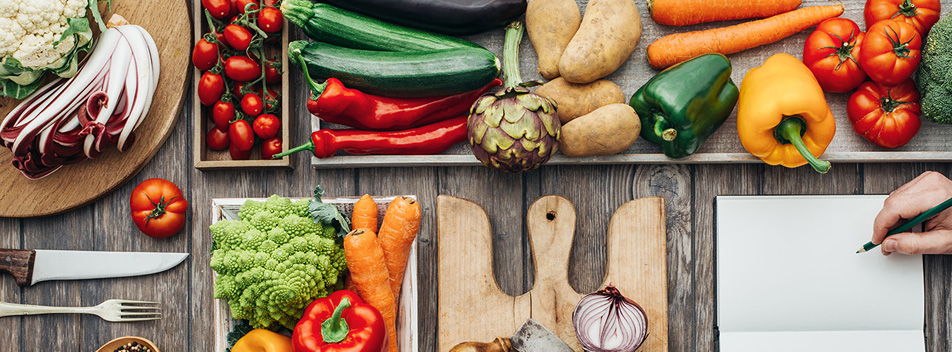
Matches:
[573,285,648,352]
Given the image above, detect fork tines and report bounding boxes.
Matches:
[117,300,162,322]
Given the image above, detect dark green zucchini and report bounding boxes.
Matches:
[288,41,500,98]
[321,0,527,36]
[282,0,480,52]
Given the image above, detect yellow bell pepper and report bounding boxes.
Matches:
[231,329,293,352]
[737,53,836,173]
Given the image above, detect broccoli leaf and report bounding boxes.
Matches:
[224,320,255,352]
[309,186,351,237]
[54,18,90,48]
[88,0,110,32]
[0,78,41,99]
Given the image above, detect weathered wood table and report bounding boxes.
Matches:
[1,1,950,351]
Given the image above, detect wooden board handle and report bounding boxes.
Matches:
[0,249,35,287]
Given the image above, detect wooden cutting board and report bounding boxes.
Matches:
[438,195,669,351]
[0,0,190,217]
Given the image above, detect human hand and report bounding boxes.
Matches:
[872,171,952,255]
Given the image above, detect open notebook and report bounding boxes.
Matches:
[715,195,925,351]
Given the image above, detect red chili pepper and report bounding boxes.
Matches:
[274,116,467,158]
[292,290,387,352]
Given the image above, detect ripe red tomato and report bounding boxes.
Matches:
[847,79,921,148]
[130,178,188,239]
[202,0,232,19]
[261,137,282,159]
[223,24,253,51]
[235,0,259,14]
[211,100,236,130]
[192,38,219,71]
[261,0,278,6]
[865,0,941,36]
[198,72,225,106]
[258,7,284,34]
[229,119,255,151]
[230,143,252,160]
[263,86,279,110]
[802,18,867,93]
[206,127,230,150]
[264,65,280,84]
[253,114,280,139]
[241,93,264,117]
[224,56,261,82]
[859,19,921,85]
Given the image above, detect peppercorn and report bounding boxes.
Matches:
[113,341,152,352]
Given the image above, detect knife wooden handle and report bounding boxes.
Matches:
[0,249,35,287]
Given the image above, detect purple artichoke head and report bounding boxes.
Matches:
[467,86,560,173]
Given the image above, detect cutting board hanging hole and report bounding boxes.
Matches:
[546,211,556,221]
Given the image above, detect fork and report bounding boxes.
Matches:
[0,299,161,322]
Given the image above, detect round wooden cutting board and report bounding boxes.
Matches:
[0,1,191,217]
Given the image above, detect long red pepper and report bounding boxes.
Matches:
[274,116,468,158]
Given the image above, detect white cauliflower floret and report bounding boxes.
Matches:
[0,18,25,57]
[0,0,90,69]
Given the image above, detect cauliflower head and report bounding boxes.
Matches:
[210,195,346,330]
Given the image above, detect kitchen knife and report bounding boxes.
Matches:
[0,249,188,286]
[448,318,574,352]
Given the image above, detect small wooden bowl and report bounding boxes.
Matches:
[96,336,161,352]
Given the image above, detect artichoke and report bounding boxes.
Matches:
[467,21,560,173]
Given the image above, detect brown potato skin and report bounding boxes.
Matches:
[536,78,625,124]
[527,0,581,79]
[559,103,641,157]
[559,0,642,84]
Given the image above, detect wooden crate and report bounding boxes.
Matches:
[210,196,419,352]
[192,0,291,169]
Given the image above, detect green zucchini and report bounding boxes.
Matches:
[289,41,500,98]
[282,0,481,52]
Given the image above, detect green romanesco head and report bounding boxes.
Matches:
[918,15,952,124]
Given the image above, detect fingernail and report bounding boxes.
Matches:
[884,239,898,252]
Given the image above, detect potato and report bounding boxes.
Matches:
[526,0,581,80]
[536,78,625,124]
[559,103,641,157]
[559,0,642,84]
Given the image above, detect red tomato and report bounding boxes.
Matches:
[211,100,236,130]
[230,143,252,160]
[235,0,259,14]
[264,65,280,84]
[262,0,278,6]
[130,178,188,239]
[865,0,941,36]
[261,137,282,159]
[206,127,230,150]
[253,114,280,139]
[192,38,219,71]
[229,119,255,151]
[202,0,232,19]
[802,18,867,93]
[215,31,227,47]
[198,72,225,106]
[859,19,921,85]
[847,79,921,148]
[223,24,253,51]
[263,86,279,110]
[258,7,284,33]
[241,93,264,117]
[224,56,261,82]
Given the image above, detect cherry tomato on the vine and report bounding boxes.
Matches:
[223,24,253,51]
[859,19,921,85]
[802,18,866,93]
[192,38,219,71]
[261,137,282,159]
[224,56,262,82]
[198,72,225,106]
[265,65,280,84]
[253,114,280,139]
[241,93,264,117]
[235,0,259,14]
[258,7,284,34]
[130,178,188,239]
[865,0,941,37]
[229,119,256,151]
[847,79,922,148]
[211,100,236,130]
[230,143,252,160]
[202,0,232,19]
[206,127,231,150]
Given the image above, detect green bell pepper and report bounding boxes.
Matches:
[628,53,739,158]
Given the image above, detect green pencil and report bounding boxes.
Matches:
[856,196,952,253]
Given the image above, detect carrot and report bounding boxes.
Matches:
[646,4,844,69]
[352,194,378,233]
[378,196,422,301]
[344,275,359,294]
[344,229,398,352]
[648,0,801,26]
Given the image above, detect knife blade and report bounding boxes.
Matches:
[448,318,574,352]
[0,249,188,286]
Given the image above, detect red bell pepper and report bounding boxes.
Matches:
[846,79,921,148]
[292,290,388,352]
[274,116,467,158]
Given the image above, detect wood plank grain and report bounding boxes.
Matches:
[762,163,862,195]
[0,218,21,352]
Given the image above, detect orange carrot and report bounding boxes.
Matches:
[378,196,422,301]
[344,275,359,294]
[649,0,801,26]
[352,194,379,233]
[646,5,844,69]
[344,229,398,352]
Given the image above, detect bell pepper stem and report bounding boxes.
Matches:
[321,297,351,344]
[652,114,677,142]
[502,22,524,89]
[272,141,314,159]
[775,117,831,174]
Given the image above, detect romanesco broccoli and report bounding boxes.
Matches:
[210,194,347,330]
[918,15,952,124]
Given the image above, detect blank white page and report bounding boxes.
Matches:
[716,195,924,351]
